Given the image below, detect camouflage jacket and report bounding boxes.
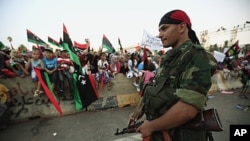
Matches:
[157,40,217,110]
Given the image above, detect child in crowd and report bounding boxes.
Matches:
[127,53,142,90]
[139,62,156,90]
[82,53,94,75]
[8,49,28,77]
[109,54,120,78]
[95,52,111,90]
[57,49,74,94]
[25,49,44,97]
[119,55,129,75]
[43,48,58,93]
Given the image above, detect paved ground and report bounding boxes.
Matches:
[0,88,249,141]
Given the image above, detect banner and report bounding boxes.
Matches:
[141,29,163,51]
[214,51,226,62]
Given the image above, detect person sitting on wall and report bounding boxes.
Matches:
[57,49,74,94]
[25,48,44,97]
[43,47,58,93]
[7,49,29,77]
[108,54,121,78]
[95,52,111,90]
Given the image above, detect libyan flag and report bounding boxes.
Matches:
[62,43,82,110]
[102,34,115,53]
[63,23,75,53]
[48,36,61,47]
[27,29,47,46]
[34,67,63,115]
[77,73,99,109]
[225,40,240,59]
[62,43,99,110]
[74,41,88,50]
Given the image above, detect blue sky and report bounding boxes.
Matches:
[0,0,249,50]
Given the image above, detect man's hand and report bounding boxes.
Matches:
[128,112,136,127]
[136,120,153,138]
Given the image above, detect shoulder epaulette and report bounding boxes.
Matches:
[193,44,204,50]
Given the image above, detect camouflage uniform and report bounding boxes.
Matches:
[143,40,217,141]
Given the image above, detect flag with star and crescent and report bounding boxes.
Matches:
[26,29,47,46]
[77,73,99,109]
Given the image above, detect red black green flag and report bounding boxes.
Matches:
[102,34,115,53]
[225,40,240,59]
[26,29,47,46]
[62,43,99,110]
[77,73,99,109]
[34,67,63,115]
[74,41,88,50]
[48,36,61,47]
[63,24,75,53]
[62,42,82,110]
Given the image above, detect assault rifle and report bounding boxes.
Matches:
[114,121,143,135]
[114,120,172,141]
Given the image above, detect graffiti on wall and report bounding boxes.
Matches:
[3,81,74,118]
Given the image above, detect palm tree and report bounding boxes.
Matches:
[7,36,14,50]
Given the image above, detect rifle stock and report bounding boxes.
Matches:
[182,108,223,131]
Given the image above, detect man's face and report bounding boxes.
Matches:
[158,23,182,48]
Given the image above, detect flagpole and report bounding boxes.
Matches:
[101,34,104,52]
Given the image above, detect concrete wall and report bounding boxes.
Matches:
[0,73,139,122]
[1,70,244,122]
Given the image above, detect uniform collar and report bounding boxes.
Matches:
[166,40,193,57]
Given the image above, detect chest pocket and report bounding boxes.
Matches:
[160,46,197,88]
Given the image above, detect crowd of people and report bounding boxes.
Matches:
[0,43,163,97]
[0,39,249,99]
[0,9,249,140]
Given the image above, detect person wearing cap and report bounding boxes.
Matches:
[129,10,217,141]
[43,47,58,92]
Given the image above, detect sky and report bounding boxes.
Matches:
[0,0,250,51]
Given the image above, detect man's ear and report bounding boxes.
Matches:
[178,23,188,34]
